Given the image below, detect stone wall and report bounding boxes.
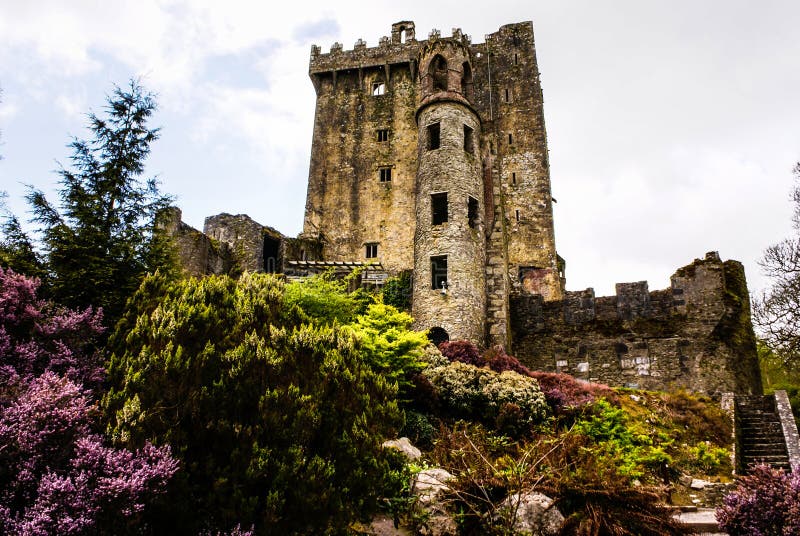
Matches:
[159,207,234,277]
[510,252,762,396]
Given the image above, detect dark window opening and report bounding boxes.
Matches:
[515,209,520,222]
[431,255,448,290]
[468,197,479,228]
[431,192,448,225]
[377,129,389,142]
[490,141,495,155]
[508,133,514,145]
[379,167,392,182]
[512,172,517,185]
[514,53,518,65]
[263,235,281,273]
[372,82,386,96]
[463,124,474,154]
[427,122,440,150]
[365,243,378,258]
[431,55,448,91]
[428,326,449,346]
[504,88,510,102]
[461,62,473,98]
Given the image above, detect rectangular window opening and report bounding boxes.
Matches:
[431,255,448,290]
[512,172,517,185]
[431,192,448,225]
[377,129,389,142]
[427,122,441,150]
[365,243,378,258]
[514,53,518,65]
[463,124,474,154]
[508,133,514,145]
[504,88,510,103]
[372,82,386,96]
[515,209,520,222]
[379,167,392,182]
[468,197,479,228]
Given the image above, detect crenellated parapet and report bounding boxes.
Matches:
[510,252,762,396]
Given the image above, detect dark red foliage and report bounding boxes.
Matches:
[483,345,533,376]
[438,340,485,367]
[407,372,440,413]
[529,371,617,414]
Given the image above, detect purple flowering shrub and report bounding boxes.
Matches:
[716,464,800,536]
[0,267,104,387]
[0,372,178,535]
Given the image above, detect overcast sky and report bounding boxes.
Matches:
[1,1,798,296]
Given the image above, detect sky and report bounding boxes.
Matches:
[1,0,798,297]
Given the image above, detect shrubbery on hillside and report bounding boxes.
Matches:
[105,272,417,533]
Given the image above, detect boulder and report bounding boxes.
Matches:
[382,437,422,461]
[412,468,455,504]
[497,491,564,535]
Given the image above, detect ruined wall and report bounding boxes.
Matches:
[159,208,234,277]
[511,252,763,396]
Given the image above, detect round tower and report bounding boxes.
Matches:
[412,35,486,344]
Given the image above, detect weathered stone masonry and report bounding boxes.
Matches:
[167,20,762,396]
[511,252,762,396]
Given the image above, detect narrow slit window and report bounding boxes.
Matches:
[515,209,520,222]
[514,53,518,65]
[463,125,474,154]
[372,82,386,96]
[365,243,378,258]
[427,122,441,150]
[504,88,510,102]
[377,129,389,142]
[431,255,448,290]
[379,167,392,182]
[512,172,517,185]
[431,192,448,225]
[508,133,514,145]
[468,197,479,228]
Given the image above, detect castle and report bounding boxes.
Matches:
[165,21,762,396]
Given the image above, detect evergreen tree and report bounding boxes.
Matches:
[26,80,175,326]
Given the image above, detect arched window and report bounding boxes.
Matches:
[430,55,448,92]
[461,62,473,98]
[428,327,450,346]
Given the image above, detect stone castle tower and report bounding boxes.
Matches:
[302,21,563,346]
[164,19,762,396]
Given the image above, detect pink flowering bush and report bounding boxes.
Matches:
[0,267,104,387]
[716,464,800,536]
[0,372,178,535]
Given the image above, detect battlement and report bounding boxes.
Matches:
[510,252,761,396]
[309,21,475,74]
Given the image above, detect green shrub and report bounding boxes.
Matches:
[685,442,731,475]
[345,302,428,400]
[104,272,404,534]
[423,361,549,432]
[381,271,412,311]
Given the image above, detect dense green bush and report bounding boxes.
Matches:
[381,271,412,311]
[104,272,404,534]
[423,360,549,431]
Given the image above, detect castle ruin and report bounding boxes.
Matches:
[166,20,762,396]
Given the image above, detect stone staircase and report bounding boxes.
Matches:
[735,395,791,473]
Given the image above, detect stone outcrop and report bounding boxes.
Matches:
[497,492,564,535]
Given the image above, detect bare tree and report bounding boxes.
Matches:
[754,163,800,364]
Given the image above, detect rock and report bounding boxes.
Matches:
[417,507,458,536]
[497,491,564,535]
[690,478,712,490]
[678,474,694,487]
[412,468,455,504]
[382,437,422,461]
[367,514,413,535]
[411,468,458,536]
